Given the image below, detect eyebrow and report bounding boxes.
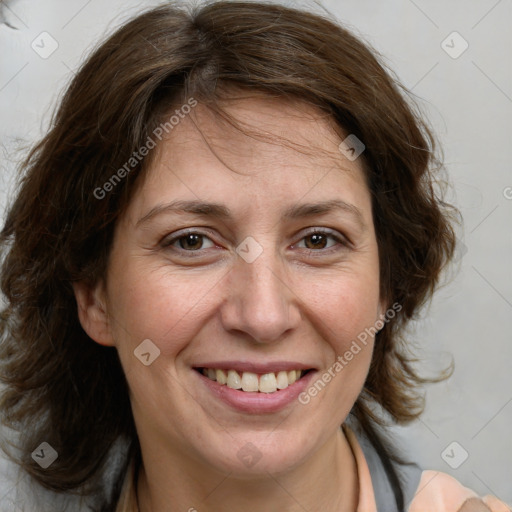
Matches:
[136,199,366,230]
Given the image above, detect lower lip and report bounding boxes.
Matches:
[195,370,317,414]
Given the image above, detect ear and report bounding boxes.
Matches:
[72,280,115,347]
[377,298,389,325]
[378,301,386,318]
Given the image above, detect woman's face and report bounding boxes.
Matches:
[84,94,384,476]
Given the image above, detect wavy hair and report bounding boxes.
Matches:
[0,1,457,509]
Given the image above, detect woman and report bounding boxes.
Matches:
[0,1,509,511]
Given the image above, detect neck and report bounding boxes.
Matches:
[136,427,358,512]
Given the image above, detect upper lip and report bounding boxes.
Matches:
[193,361,316,374]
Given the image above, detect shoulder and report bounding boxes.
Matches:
[408,470,511,512]
[343,420,510,512]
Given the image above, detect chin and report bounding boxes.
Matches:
[197,428,318,478]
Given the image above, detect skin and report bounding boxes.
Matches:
[74,92,385,512]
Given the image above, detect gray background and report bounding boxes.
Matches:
[0,0,511,508]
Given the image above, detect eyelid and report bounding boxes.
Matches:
[299,226,347,239]
[160,228,217,249]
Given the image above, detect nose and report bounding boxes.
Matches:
[219,246,301,344]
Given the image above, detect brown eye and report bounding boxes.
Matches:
[304,233,329,249]
[178,234,204,250]
[163,232,216,252]
[297,230,343,251]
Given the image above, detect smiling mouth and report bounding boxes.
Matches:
[194,368,313,393]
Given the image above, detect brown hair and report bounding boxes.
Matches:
[0,0,456,507]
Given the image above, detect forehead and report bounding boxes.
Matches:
[165,94,352,175]
[127,93,371,223]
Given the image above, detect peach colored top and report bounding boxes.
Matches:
[115,427,510,512]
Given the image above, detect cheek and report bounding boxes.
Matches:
[333,286,380,346]
[298,262,380,404]
[307,267,381,341]
[299,275,379,416]
[106,259,222,361]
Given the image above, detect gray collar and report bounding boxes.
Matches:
[347,422,422,512]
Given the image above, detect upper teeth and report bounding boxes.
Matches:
[202,368,303,393]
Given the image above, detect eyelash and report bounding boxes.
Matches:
[161,228,349,257]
